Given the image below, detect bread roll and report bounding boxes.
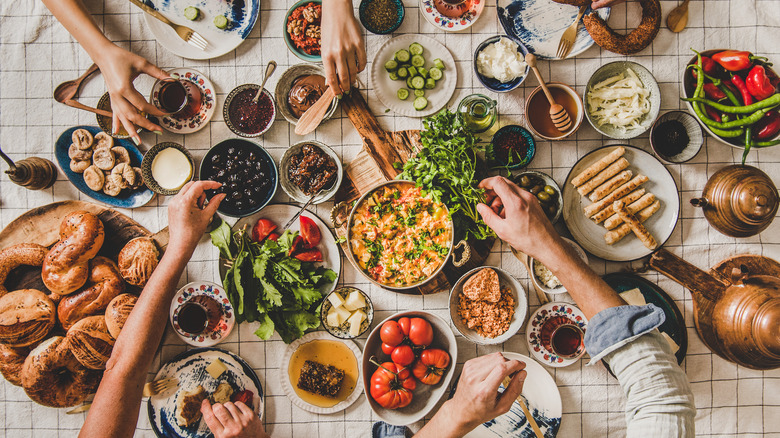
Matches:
[0,344,30,386]
[105,293,137,339]
[591,189,646,223]
[605,200,661,245]
[0,289,56,347]
[576,157,629,196]
[571,146,625,187]
[57,257,125,330]
[0,243,48,297]
[42,211,105,295]
[583,174,648,217]
[67,315,115,370]
[117,237,160,287]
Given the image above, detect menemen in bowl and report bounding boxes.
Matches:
[349,181,452,288]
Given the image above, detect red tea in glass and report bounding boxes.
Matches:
[551,324,584,358]
[434,0,472,18]
[177,295,221,335]
[157,78,202,118]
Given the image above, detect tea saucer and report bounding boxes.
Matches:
[169,281,235,347]
[419,0,485,32]
[525,302,587,367]
[150,68,216,134]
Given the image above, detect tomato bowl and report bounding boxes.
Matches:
[361,310,458,426]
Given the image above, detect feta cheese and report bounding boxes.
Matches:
[476,38,528,83]
[347,310,366,337]
[206,359,227,379]
[327,292,345,309]
[619,288,646,306]
[343,290,366,311]
[533,260,562,289]
[327,306,351,327]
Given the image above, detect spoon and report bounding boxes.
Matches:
[524,53,572,133]
[53,63,100,102]
[253,61,277,103]
[666,0,690,33]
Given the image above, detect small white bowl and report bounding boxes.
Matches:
[529,237,588,295]
[448,266,528,345]
[279,141,343,204]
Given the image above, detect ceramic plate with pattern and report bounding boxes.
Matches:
[170,281,235,348]
[143,0,260,60]
[453,352,562,437]
[151,68,216,134]
[419,0,485,32]
[526,302,587,367]
[147,348,263,438]
[497,0,609,59]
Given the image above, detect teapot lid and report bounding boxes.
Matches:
[733,173,779,226]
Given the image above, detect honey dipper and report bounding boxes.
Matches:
[524,53,572,133]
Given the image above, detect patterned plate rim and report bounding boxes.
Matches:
[169,281,236,348]
[151,68,216,134]
[525,301,588,367]
[418,0,486,32]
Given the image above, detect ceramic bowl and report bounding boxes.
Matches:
[223,84,276,138]
[274,64,338,126]
[359,0,405,34]
[362,310,457,425]
[474,35,529,93]
[650,111,704,163]
[141,142,195,196]
[584,61,661,139]
[320,287,374,339]
[488,124,535,169]
[284,0,322,62]
[279,140,343,204]
[524,82,584,140]
[529,237,588,295]
[448,266,528,345]
[511,170,563,223]
[95,92,143,139]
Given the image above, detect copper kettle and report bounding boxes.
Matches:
[649,249,780,370]
[691,165,778,237]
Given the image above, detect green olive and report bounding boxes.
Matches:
[544,185,556,195]
[519,175,531,187]
[537,191,551,202]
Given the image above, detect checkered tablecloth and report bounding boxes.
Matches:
[2,0,780,436]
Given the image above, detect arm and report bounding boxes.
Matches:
[321,0,366,96]
[41,0,167,143]
[79,181,225,438]
[592,0,626,9]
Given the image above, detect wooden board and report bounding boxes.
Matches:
[332,90,495,295]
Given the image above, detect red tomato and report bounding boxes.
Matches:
[380,321,404,347]
[251,218,277,243]
[408,318,433,347]
[391,345,415,367]
[267,233,280,242]
[299,216,322,248]
[293,248,322,262]
[412,349,450,385]
[370,362,415,409]
[381,343,395,355]
[397,317,411,337]
[288,235,306,256]
[231,389,254,409]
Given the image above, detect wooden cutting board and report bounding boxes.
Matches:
[331,90,495,295]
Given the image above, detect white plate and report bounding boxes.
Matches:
[169,281,235,348]
[222,204,341,295]
[525,302,587,368]
[418,0,486,32]
[279,331,364,414]
[143,0,260,60]
[147,348,264,438]
[150,68,216,134]
[370,34,457,118]
[460,352,562,437]
[562,145,680,262]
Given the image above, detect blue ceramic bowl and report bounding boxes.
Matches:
[359,0,405,34]
[489,125,535,169]
[474,35,529,93]
[284,0,322,62]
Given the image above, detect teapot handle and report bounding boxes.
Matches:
[649,248,727,303]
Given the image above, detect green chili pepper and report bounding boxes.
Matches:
[718,83,742,106]
[697,106,777,129]
[709,126,745,138]
[682,94,780,114]
[755,139,780,147]
[742,127,752,165]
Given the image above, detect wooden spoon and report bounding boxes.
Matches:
[53,63,99,102]
[666,0,690,33]
[524,53,572,133]
[294,86,336,136]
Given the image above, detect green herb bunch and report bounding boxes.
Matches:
[396,109,494,241]
[210,221,337,344]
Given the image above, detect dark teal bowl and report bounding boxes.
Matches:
[284,0,322,62]
[488,125,535,169]
[359,0,405,35]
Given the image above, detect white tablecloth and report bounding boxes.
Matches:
[1,0,780,436]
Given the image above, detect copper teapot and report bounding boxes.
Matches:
[649,249,780,370]
[691,165,778,237]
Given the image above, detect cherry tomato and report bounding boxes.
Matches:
[370,362,415,409]
[267,232,280,242]
[231,389,254,409]
[381,343,395,355]
[251,218,277,243]
[412,349,450,385]
[380,321,404,347]
[299,216,322,248]
[293,248,322,262]
[397,317,411,337]
[408,318,433,347]
[391,345,415,367]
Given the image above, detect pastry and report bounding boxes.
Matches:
[576,157,629,197]
[103,173,124,196]
[94,132,114,150]
[583,174,649,217]
[613,199,658,249]
[112,163,136,187]
[604,193,656,230]
[0,344,30,386]
[92,148,115,171]
[83,165,106,191]
[592,189,646,224]
[583,0,661,55]
[0,243,47,297]
[70,159,91,174]
[117,237,159,287]
[0,289,56,347]
[112,146,130,165]
[297,360,344,398]
[42,211,105,295]
[571,146,625,187]
[72,129,94,150]
[57,256,125,330]
[589,170,632,202]
[211,382,234,404]
[66,315,115,370]
[68,143,93,161]
[604,200,661,245]
[104,293,137,339]
[176,385,208,427]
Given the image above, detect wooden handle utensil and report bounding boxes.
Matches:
[502,376,545,438]
[525,53,572,133]
[295,87,336,136]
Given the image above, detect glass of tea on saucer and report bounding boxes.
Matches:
[154,75,203,119]
[176,295,222,336]
[433,0,471,18]
[539,315,585,359]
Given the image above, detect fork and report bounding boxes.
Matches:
[556,5,588,59]
[128,0,208,51]
[143,377,179,397]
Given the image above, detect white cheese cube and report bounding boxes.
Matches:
[206,359,227,379]
[619,288,647,306]
[327,292,345,309]
[661,331,680,353]
[347,310,366,337]
[343,290,366,311]
[327,306,351,327]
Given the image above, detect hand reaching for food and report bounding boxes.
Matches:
[321,0,367,95]
[591,0,626,9]
[167,181,226,256]
[201,399,268,438]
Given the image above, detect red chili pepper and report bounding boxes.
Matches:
[703,83,727,100]
[701,56,718,75]
[753,110,780,140]
[713,50,756,71]
[704,105,722,123]
[730,75,754,105]
[746,65,777,101]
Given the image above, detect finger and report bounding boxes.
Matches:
[591,0,613,9]
[184,180,222,200]
[337,56,352,94]
[463,352,505,382]
[212,403,234,425]
[323,57,342,97]
[345,52,358,90]
[111,112,121,137]
[117,115,141,146]
[495,369,528,414]
[484,359,526,392]
[201,399,226,434]
[177,181,197,198]
[197,192,207,209]
[479,176,519,203]
[124,88,167,118]
[489,196,504,212]
[235,401,254,418]
[477,203,503,230]
[140,60,171,81]
[355,46,367,73]
[204,193,226,216]
[223,402,243,422]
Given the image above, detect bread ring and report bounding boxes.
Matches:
[0,243,47,297]
[0,289,56,347]
[42,211,105,295]
[72,129,94,150]
[66,315,115,370]
[21,336,101,408]
[57,256,125,330]
[583,0,661,55]
[0,344,30,386]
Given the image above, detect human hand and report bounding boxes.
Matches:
[591,0,626,9]
[321,0,366,96]
[201,400,268,438]
[93,44,169,143]
[167,181,225,256]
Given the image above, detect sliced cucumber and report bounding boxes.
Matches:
[184,6,200,20]
[418,67,428,79]
[397,88,410,100]
[413,96,428,111]
[433,58,445,70]
[397,67,408,79]
[385,60,398,72]
[407,66,418,77]
[409,42,424,56]
[388,72,399,81]
[411,54,425,68]
[214,14,228,29]
[429,67,443,81]
[425,78,436,89]
[414,89,425,98]
[411,76,425,90]
[395,49,410,63]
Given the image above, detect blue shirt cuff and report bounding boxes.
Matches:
[584,304,666,364]
[372,421,409,438]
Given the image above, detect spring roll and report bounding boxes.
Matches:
[584,174,648,217]
[577,157,630,196]
[605,200,661,246]
[604,193,657,229]
[591,189,646,223]
[589,170,633,202]
[571,146,626,188]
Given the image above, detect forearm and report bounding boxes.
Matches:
[41,0,115,60]
[416,400,476,438]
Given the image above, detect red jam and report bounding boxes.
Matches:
[228,88,274,135]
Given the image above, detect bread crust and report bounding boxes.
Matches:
[66,315,115,370]
[42,211,105,295]
[0,289,56,347]
[57,256,125,330]
[0,344,30,386]
[104,293,137,339]
[583,0,661,55]
[0,243,47,297]
[117,237,160,287]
